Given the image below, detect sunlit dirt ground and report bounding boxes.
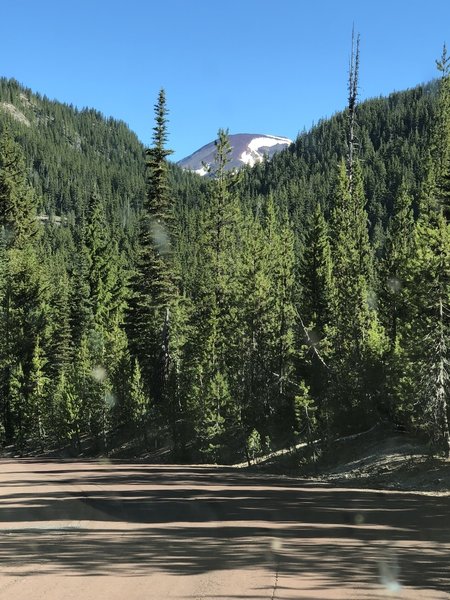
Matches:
[0,460,449,599]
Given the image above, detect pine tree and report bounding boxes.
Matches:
[403,201,450,454]
[0,129,46,447]
[270,209,297,436]
[54,371,82,451]
[238,208,274,441]
[69,231,93,350]
[435,44,450,219]
[326,33,380,432]
[0,246,48,446]
[29,338,50,449]
[126,89,183,448]
[185,129,243,460]
[9,363,26,453]
[328,164,375,428]
[86,189,114,327]
[84,189,129,436]
[128,358,149,432]
[380,185,415,348]
[297,201,334,426]
[0,128,37,249]
[47,269,72,379]
[299,201,333,344]
[237,199,296,444]
[378,185,416,422]
[347,27,360,192]
[418,47,450,457]
[399,47,450,456]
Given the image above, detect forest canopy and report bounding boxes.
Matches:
[0,44,449,462]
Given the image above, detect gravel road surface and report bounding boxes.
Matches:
[0,460,448,599]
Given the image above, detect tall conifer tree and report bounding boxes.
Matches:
[127,90,182,446]
[0,130,47,446]
[401,47,450,456]
[298,201,334,425]
[327,32,378,431]
[185,129,243,459]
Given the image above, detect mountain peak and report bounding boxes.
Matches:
[178,133,292,176]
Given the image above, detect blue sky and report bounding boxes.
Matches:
[1,0,449,161]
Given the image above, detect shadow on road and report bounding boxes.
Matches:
[0,460,448,596]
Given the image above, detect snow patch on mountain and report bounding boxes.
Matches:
[239,135,292,167]
[194,166,209,176]
[178,133,292,175]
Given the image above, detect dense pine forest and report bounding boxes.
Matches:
[1,42,449,463]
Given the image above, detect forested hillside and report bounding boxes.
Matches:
[0,46,449,463]
[240,82,436,246]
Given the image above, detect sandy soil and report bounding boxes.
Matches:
[249,425,450,496]
[313,427,450,495]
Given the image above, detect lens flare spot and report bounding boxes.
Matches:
[387,277,402,293]
[271,538,282,552]
[378,550,401,593]
[105,392,116,407]
[92,366,107,382]
[150,218,170,256]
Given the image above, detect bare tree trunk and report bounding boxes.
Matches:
[347,27,360,192]
[437,295,450,457]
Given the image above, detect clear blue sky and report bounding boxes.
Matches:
[1,0,449,161]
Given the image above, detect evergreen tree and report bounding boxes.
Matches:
[86,190,114,327]
[325,34,380,432]
[328,162,371,427]
[185,129,243,460]
[0,129,37,249]
[399,47,450,456]
[380,186,415,348]
[378,185,416,422]
[398,46,450,457]
[269,208,297,436]
[47,269,72,379]
[0,247,48,445]
[297,201,334,426]
[403,199,450,454]
[435,44,450,219]
[9,363,26,453]
[238,208,274,442]
[54,371,82,451]
[127,89,183,449]
[29,338,50,449]
[128,358,149,433]
[347,27,360,191]
[237,198,296,444]
[69,231,93,350]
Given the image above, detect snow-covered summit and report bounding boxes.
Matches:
[178,133,292,176]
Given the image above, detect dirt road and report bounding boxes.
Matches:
[0,460,448,599]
